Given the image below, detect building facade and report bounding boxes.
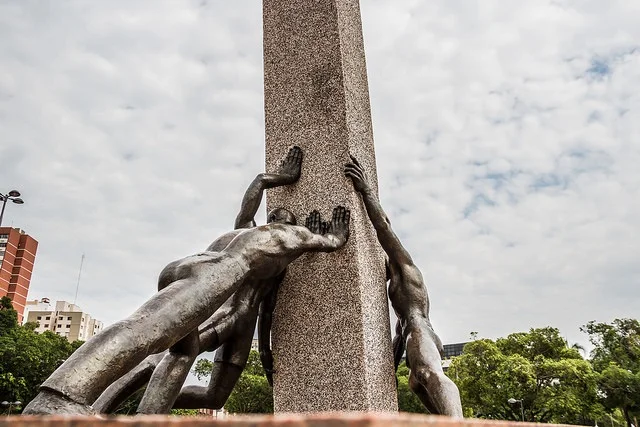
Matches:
[24,299,104,342]
[441,342,469,371]
[0,226,38,322]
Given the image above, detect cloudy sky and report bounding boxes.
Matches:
[1,0,639,359]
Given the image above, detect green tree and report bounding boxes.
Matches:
[192,358,214,381]
[191,350,273,414]
[225,374,272,414]
[396,361,427,414]
[0,297,18,335]
[582,319,640,427]
[170,408,199,416]
[448,328,603,424]
[0,299,84,412]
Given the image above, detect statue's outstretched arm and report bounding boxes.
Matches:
[257,277,282,387]
[235,146,303,229]
[345,156,413,267]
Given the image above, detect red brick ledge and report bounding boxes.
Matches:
[0,413,580,427]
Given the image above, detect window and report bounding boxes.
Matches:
[37,316,41,320]
[0,243,6,248]
[66,325,71,329]
[67,316,72,320]
[44,324,49,328]
[0,234,8,239]
[59,316,63,320]
[45,316,50,320]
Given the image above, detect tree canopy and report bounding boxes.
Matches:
[582,319,640,427]
[447,327,603,424]
[191,350,273,414]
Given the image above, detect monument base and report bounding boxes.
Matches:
[2,414,578,427]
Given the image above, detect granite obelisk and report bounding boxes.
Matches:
[264,0,398,412]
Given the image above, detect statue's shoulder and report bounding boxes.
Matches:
[206,229,244,251]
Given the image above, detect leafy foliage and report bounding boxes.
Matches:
[112,388,145,415]
[170,408,199,416]
[0,298,84,412]
[582,319,640,427]
[582,319,640,373]
[192,350,273,414]
[448,328,603,424]
[396,362,428,414]
[0,297,18,336]
[192,359,214,381]
[224,373,272,414]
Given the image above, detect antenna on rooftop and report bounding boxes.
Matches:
[73,254,85,305]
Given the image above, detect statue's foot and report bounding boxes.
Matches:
[23,389,96,415]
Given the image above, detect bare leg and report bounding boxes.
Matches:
[137,330,200,414]
[24,255,247,414]
[409,372,440,414]
[174,319,253,410]
[93,352,166,413]
[94,311,224,414]
[406,327,463,417]
[392,319,405,371]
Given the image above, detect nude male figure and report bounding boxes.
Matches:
[345,157,462,417]
[133,147,303,414]
[93,147,302,414]
[24,172,350,415]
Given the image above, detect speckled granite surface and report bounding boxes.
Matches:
[263,0,397,413]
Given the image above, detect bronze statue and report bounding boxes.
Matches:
[24,150,351,415]
[345,156,463,417]
[94,147,304,414]
[135,146,303,414]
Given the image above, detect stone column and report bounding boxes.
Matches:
[263,0,397,413]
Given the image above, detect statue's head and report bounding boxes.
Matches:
[267,208,297,225]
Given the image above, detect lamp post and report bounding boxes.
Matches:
[0,190,24,227]
[508,398,525,422]
[1,400,22,415]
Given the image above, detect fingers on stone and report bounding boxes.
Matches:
[344,165,363,180]
[349,155,362,168]
[289,145,302,163]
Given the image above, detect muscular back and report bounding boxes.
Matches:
[222,224,322,278]
[388,262,431,327]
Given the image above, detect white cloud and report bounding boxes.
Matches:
[1,0,638,363]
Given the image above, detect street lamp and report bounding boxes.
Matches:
[0,189,24,227]
[508,398,525,422]
[1,400,22,415]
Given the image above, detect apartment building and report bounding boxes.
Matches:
[0,226,38,322]
[24,299,103,342]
